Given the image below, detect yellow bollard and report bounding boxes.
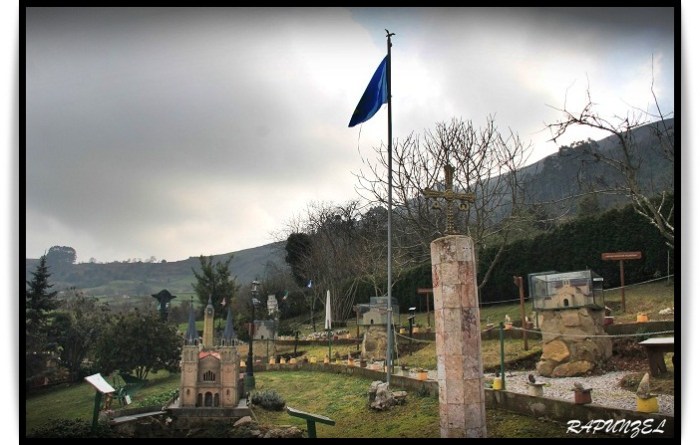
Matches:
[309,356,317,364]
[492,377,503,390]
[637,396,659,413]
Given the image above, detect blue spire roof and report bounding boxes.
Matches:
[185,298,197,344]
[222,306,236,343]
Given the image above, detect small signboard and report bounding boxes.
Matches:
[84,373,116,432]
[600,251,642,313]
[601,251,642,261]
[84,373,116,394]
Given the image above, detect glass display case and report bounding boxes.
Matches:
[529,270,604,311]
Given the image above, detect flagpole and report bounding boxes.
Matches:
[385,29,395,385]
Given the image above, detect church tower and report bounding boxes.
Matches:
[202,295,215,348]
[180,299,199,407]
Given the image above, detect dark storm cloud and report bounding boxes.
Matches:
[25,7,675,262]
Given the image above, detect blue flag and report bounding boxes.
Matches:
[348,56,388,127]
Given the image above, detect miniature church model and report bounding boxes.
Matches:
[179,297,240,408]
[530,270,612,377]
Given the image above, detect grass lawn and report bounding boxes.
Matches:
[26,370,616,438]
[25,370,179,436]
[250,279,675,338]
[27,279,673,437]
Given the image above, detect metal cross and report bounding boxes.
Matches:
[421,163,475,235]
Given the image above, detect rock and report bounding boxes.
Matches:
[369,382,397,410]
[561,311,580,327]
[263,426,304,438]
[659,307,673,315]
[536,359,556,377]
[551,360,595,377]
[233,416,253,427]
[570,339,600,363]
[541,339,570,363]
[362,327,389,361]
[392,390,408,404]
[636,372,651,399]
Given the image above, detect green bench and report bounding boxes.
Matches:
[287,406,335,438]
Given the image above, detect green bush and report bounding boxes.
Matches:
[130,389,179,408]
[27,418,118,438]
[251,389,286,411]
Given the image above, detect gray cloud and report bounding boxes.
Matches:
[25,7,675,263]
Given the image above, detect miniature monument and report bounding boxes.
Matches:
[530,270,612,377]
[424,162,486,438]
[152,289,176,321]
[357,296,399,361]
[168,297,250,425]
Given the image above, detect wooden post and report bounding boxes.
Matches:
[619,260,626,312]
[426,292,431,328]
[513,276,528,351]
[601,251,641,313]
[417,288,434,328]
[499,322,506,391]
[355,306,360,351]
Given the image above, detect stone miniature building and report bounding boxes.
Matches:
[358,296,399,326]
[530,270,612,377]
[357,296,399,361]
[178,297,240,408]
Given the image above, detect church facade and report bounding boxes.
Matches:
[179,297,240,408]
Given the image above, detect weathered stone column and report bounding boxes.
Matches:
[431,235,486,438]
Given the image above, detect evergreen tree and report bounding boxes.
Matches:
[191,255,239,318]
[26,255,59,329]
[25,255,60,389]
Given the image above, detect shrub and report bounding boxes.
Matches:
[130,389,179,409]
[250,389,286,411]
[27,418,118,438]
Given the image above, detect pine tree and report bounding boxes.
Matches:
[25,255,60,389]
[26,255,59,330]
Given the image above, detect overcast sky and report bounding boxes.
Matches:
[25,7,675,263]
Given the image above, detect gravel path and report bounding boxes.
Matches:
[493,370,674,416]
[418,368,674,416]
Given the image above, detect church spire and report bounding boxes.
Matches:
[185,297,197,345]
[222,305,236,344]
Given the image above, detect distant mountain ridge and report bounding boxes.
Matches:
[517,117,674,211]
[26,119,673,299]
[25,241,289,299]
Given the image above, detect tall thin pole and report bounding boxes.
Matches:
[386,29,394,385]
[619,260,626,313]
[515,276,528,351]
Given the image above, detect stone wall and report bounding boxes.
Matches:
[536,308,612,377]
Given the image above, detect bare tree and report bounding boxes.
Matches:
[280,201,370,324]
[354,116,533,290]
[546,84,674,249]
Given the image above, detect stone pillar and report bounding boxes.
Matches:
[431,235,486,438]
